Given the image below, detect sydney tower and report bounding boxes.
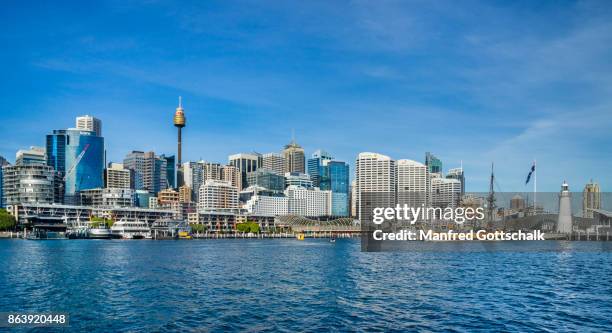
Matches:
[174,96,186,187]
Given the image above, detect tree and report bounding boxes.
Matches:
[0,209,17,231]
[189,223,206,233]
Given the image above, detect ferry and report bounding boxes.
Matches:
[88,225,113,239]
[110,219,151,239]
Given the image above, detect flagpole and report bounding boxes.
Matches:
[534,159,537,211]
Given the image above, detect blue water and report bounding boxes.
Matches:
[1,240,611,332]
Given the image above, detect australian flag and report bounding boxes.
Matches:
[525,163,536,184]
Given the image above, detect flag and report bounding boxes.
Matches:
[525,164,535,184]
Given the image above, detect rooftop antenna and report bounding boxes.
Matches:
[179,96,182,108]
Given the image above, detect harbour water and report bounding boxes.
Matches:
[1,239,611,332]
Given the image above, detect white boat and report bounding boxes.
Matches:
[110,219,151,239]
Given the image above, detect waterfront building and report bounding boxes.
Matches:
[16,146,46,165]
[583,180,601,218]
[179,185,192,203]
[431,176,461,209]
[356,152,396,222]
[75,115,102,137]
[2,156,61,206]
[397,159,428,210]
[104,163,131,189]
[6,203,174,226]
[262,153,285,175]
[307,150,333,187]
[198,180,239,211]
[158,188,180,206]
[285,172,313,189]
[557,181,573,233]
[285,185,331,217]
[0,156,9,208]
[283,140,305,174]
[47,128,104,204]
[243,194,289,216]
[246,169,285,193]
[446,167,465,195]
[229,153,260,188]
[123,151,168,195]
[79,188,134,207]
[425,152,443,174]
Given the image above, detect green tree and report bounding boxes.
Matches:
[189,223,206,233]
[0,209,17,231]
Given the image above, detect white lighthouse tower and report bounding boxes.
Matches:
[557,181,573,234]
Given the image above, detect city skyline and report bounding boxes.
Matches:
[2,1,611,191]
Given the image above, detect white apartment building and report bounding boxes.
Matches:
[396,159,429,208]
[243,195,289,216]
[285,185,331,217]
[356,152,396,221]
[431,177,461,209]
[198,180,239,210]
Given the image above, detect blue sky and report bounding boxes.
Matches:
[1,0,611,191]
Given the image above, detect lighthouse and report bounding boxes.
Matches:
[557,181,573,234]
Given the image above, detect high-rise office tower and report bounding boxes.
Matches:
[229,153,259,188]
[173,97,186,187]
[104,163,131,189]
[425,152,443,174]
[75,115,102,137]
[397,159,428,210]
[283,139,305,174]
[446,167,465,195]
[160,154,176,188]
[123,151,168,195]
[307,150,333,188]
[46,128,104,204]
[582,180,601,218]
[356,152,396,222]
[262,153,285,175]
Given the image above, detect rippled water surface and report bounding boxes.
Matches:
[1,239,611,332]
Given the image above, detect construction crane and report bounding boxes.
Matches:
[63,144,90,182]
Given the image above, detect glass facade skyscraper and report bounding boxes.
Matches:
[307,150,333,188]
[425,152,443,174]
[46,129,104,204]
[307,150,349,216]
[321,161,349,216]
